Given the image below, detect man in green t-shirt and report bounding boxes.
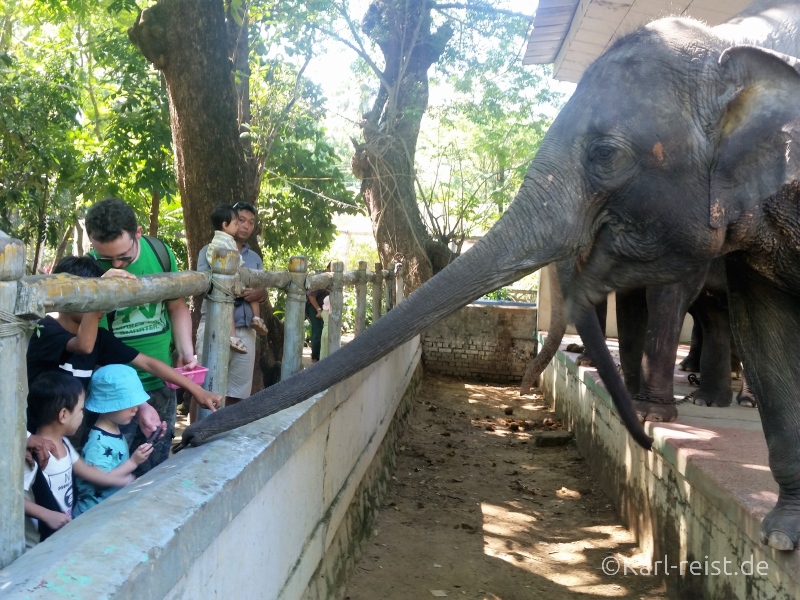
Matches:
[86,197,197,475]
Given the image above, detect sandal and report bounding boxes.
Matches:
[230,337,248,354]
[251,316,269,336]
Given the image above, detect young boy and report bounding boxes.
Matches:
[74,365,154,517]
[24,372,137,545]
[207,204,269,357]
[26,256,221,438]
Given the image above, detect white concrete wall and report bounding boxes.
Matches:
[537,337,799,599]
[0,338,421,600]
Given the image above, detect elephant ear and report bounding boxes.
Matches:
[710,46,800,228]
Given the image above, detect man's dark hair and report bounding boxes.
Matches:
[85,197,138,242]
[52,256,105,278]
[28,371,84,426]
[210,205,238,231]
[233,201,257,220]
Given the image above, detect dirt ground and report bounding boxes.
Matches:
[343,374,669,600]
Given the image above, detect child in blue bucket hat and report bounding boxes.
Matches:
[74,365,155,517]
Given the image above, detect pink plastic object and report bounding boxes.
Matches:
[166,365,209,390]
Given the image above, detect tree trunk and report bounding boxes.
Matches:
[129,0,246,272]
[149,189,160,237]
[352,0,456,292]
[53,224,72,266]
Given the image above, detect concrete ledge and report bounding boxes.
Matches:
[0,338,421,599]
[538,334,800,599]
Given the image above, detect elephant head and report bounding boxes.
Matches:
[182,9,800,452]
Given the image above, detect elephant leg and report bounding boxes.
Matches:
[737,371,757,408]
[727,258,800,550]
[616,288,647,396]
[678,314,703,372]
[691,292,734,407]
[633,281,698,421]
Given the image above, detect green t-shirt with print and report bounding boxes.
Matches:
[95,238,179,391]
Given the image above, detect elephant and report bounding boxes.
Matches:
[521,259,757,413]
[182,0,800,550]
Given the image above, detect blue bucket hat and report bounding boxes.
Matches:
[86,365,149,413]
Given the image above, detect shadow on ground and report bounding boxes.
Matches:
[344,373,667,600]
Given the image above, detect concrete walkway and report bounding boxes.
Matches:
[559,333,773,521]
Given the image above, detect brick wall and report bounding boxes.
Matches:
[422,300,537,383]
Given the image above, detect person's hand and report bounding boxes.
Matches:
[132,443,154,465]
[41,509,71,531]
[101,269,136,279]
[177,353,198,370]
[137,403,163,438]
[242,287,267,303]
[26,434,56,469]
[195,390,221,411]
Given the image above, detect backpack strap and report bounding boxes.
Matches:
[142,235,172,273]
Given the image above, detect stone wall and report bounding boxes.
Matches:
[422,300,537,383]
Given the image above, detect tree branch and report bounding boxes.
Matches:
[431,3,532,20]
[315,25,390,91]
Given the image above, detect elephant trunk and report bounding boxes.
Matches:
[576,307,653,450]
[179,181,575,447]
[520,264,565,395]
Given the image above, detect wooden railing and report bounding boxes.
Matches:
[0,233,404,568]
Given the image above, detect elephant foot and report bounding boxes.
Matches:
[692,391,733,408]
[678,356,700,373]
[633,395,678,422]
[565,343,584,353]
[575,353,594,367]
[761,505,800,550]
[737,388,758,408]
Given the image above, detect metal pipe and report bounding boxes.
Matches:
[281,257,307,380]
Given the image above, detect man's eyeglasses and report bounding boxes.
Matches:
[95,237,138,264]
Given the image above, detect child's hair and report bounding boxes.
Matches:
[210,205,238,231]
[28,371,85,426]
[52,256,105,278]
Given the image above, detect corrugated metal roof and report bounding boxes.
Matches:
[524,0,752,82]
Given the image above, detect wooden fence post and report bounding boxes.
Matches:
[384,265,394,313]
[281,256,307,380]
[329,261,344,353]
[394,263,404,304]
[355,261,367,335]
[372,262,383,322]
[198,246,239,419]
[0,234,27,567]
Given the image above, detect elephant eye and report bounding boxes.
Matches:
[588,143,617,164]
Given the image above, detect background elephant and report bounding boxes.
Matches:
[183,1,800,550]
[522,259,755,414]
